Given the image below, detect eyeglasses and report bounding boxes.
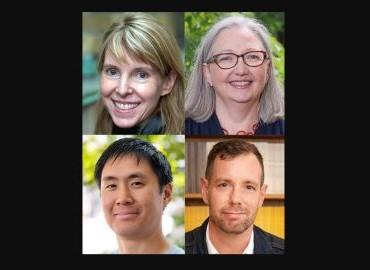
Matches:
[207,51,269,69]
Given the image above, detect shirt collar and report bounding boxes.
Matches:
[206,221,254,254]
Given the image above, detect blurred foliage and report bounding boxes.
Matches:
[185,12,285,86]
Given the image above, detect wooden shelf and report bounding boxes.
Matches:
[185,193,284,200]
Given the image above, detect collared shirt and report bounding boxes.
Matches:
[205,222,254,254]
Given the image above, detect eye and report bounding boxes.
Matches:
[245,185,256,191]
[104,67,120,78]
[246,53,263,62]
[217,54,234,62]
[217,182,229,188]
[131,181,144,188]
[135,70,149,81]
[105,184,116,190]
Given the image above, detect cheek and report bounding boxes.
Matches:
[101,194,115,211]
[256,67,269,85]
[100,78,115,97]
[137,84,162,103]
[209,190,223,208]
[210,67,228,82]
[141,192,163,215]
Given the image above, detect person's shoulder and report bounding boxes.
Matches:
[257,118,284,135]
[185,118,197,127]
[185,114,223,135]
[185,225,205,254]
[185,118,200,135]
[166,245,185,254]
[185,226,199,244]
[254,225,284,254]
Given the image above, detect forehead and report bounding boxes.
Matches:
[104,49,152,68]
[212,25,264,53]
[211,153,262,183]
[102,154,156,177]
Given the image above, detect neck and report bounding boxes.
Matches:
[208,219,253,254]
[215,99,260,135]
[117,229,169,254]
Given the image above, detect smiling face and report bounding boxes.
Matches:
[201,153,267,234]
[100,51,173,129]
[100,155,171,239]
[203,25,270,106]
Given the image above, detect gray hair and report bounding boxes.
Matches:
[185,15,284,123]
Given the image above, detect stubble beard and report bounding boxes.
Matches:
[209,205,255,234]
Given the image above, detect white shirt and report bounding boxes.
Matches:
[206,222,254,254]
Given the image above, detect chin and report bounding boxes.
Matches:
[230,97,253,104]
[112,118,139,129]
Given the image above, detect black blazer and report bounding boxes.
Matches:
[185,218,284,254]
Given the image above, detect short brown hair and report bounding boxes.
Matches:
[205,139,264,185]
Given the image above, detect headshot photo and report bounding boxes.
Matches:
[83,12,185,135]
[185,138,284,254]
[82,135,185,254]
[185,12,285,135]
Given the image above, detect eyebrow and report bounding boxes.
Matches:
[102,64,118,69]
[104,57,154,69]
[214,178,259,186]
[101,172,147,182]
[215,48,263,54]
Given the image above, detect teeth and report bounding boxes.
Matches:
[114,101,139,110]
[230,81,251,87]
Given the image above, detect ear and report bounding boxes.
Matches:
[162,183,173,207]
[258,184,268,208]
[160,70,177,96]
[200,177,209,205]
[202,63,213,87]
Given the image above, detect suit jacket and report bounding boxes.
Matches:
[185,218,284,254]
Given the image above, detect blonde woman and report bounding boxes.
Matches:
[95,13,184,134]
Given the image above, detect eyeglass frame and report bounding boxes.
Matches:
[206,50,270,69]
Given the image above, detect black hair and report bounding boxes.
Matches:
[94,137,172,192]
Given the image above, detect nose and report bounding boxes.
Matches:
[229,187,242,205]
[233,56,249,75]
[115,75,133,96]
[116,184,134,205]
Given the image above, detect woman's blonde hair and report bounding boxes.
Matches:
[185,15,284,123]
[95,12,184,134]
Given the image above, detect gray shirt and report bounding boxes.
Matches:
[111,244,184,254]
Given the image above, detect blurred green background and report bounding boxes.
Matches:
[185,12,285,87]
[82,135,185,253]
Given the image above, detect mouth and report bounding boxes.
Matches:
[224,211,245,215]
[229,80,252,89]
[223,209,246,215]
[112,100,140,110]
[114,210,139,220]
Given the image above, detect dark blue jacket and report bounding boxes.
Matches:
[185,112,284,135]
[185,218,284,254]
